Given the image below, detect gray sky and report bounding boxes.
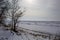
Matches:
[19,0,60,21]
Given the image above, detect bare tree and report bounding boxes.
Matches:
[0,0,25,32]
[6,0,25,32]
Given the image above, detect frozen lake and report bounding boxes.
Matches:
[18,21,60,35]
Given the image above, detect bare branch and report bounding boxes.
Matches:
[0,0,25,33]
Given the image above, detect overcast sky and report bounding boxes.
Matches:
[19,0,60,21]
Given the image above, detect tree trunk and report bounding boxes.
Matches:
[13,25,17,32]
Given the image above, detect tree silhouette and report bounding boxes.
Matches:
[9,0,23,32]
[0,0,25,33]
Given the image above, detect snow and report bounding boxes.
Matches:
[0,21,60,40]
[0,28,50,40]
[0,26,51,40]
[18,21,60,35]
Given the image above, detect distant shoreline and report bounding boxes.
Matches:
[19,20,60,22]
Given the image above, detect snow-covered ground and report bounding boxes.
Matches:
[0,27,50,40]
[0,21,60,40]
